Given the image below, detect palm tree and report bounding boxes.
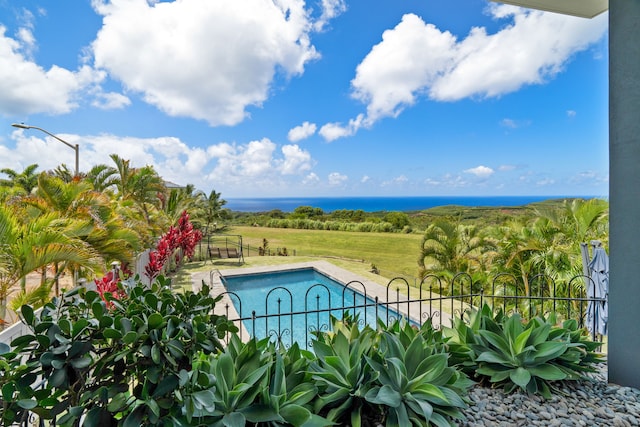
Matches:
[534,198,609,296]
[418,220,487,283]
[86,155,168,242]
[0,205,102,321]
[0,164,40,194]
[488,219,557,296]
[161,184,205,224]
[23,173,142,293]
[127,165,167,227]
[50,164,75,183]
[85,163,119,193]
[199,189,228,234]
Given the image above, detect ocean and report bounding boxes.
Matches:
[224,196,591,213]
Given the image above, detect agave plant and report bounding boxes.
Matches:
[257,343,328,427]
[445,305,604,399]
[191,335,279,426]
[310,316,381,427]
[365,324,471,427]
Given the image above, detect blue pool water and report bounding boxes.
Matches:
[223,268,403,347]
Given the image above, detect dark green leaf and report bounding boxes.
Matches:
[148,313,164,330]
[103,328,123,340]
[528,364,567,381]
[151,343,161,364]
[49,369,67,387]
[152,375,179,398]
[192,390,216,408]
[123,406,145,427]
[10,334,36,348]
[21,305,34,325]
[222,412,246,427]
[122,330,138,344]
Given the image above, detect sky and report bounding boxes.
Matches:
[0,0,609,198]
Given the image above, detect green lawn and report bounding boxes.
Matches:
[224,226,423,280]
[174,227,471,319]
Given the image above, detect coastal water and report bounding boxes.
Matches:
[224,196,589,213]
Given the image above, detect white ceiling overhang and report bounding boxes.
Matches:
[490,0,608,18]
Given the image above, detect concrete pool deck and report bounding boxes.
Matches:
[191,260,452,339]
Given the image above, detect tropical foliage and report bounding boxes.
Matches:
[1,277,237,426]
[0,158,226,324]
[2,285,604,427]
[418,199,608,299]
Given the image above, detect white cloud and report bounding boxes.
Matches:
[569,170,608,185]
[303,172,320,185]
[342,6,607,136]
[91,0,319,126]
[431,5,608,100]
[536,178,555,186]
[424,173,468,188]
[91,91,131,110]
[328,172,348,186]
[498,164,516,171]
[319,114,364,142]
[5,131,318,196]
[501,118,517,128]
[500,118,531,129]
[0,26,101,116]
[567,110,577,118]
[16,27,35,55]
[361,175,370,183]
[15,8,37,57]
[313,0,347,32]
[279,144,313,174]
[352,14,457,124]
[287,121,317,142]
[464,165,495,179]
[382,175,408,186]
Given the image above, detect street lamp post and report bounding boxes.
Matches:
[11,123,79,176]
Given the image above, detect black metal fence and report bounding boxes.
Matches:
[215,272,607,351]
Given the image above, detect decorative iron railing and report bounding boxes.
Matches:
[216,272,607,351]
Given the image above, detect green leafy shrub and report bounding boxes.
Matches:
[0,341,39,426]
[5,276,237,426]
[444,305,605,399]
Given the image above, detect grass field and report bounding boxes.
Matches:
[224,226,423,279]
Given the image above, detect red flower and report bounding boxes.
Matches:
[144,210,202,280]
[95,271,127,309]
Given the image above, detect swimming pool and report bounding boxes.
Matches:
[222,267,407,347]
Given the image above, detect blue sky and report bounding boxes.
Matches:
[0,0,608,198]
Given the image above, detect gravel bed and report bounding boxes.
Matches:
[456,365,640,427]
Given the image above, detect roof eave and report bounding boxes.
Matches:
[489,0,608,18]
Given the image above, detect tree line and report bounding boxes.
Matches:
[417,198,609,297]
